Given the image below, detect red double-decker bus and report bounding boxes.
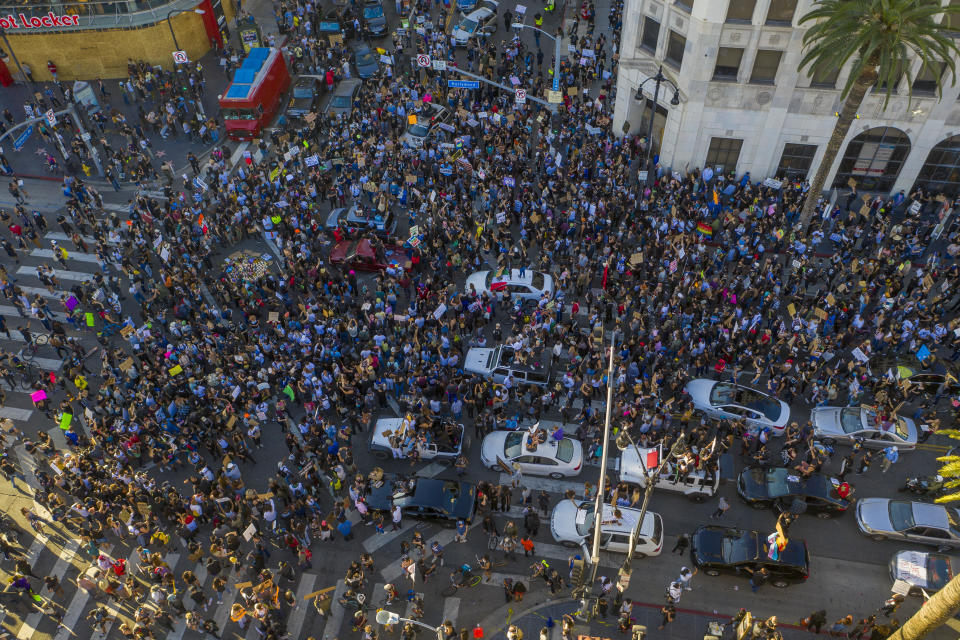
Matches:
[219,47,291,140]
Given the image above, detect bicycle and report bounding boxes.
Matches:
[440,566,482,596]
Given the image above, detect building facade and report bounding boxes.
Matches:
[0,0,233,81]
[613,0,960,196]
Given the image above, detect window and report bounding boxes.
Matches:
[666,31,686,68]
[713,47,744,81]
[640,16,660,53]
[674,0,693,12]
[833,126,911,192]
[809,65,839,89]
[705,137,744,174]
[913,62,946,96]
[726,0,756,23]
[776,143,818,180]
[765,0,796,25]
[914,135,960,197]
[750,49,782,84]
[876,62,905,91]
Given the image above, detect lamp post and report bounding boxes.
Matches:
[376,609,443,640]
[633,65,680,189]
[510,23,563,161]
[166,7,206,51]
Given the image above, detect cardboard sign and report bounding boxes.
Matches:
[814,308,828,320]
[121,325,135,338]
[119,358,134,371]
[227,415,237,429]
[567,87,578,96]
[787,303,796,317]
[242,523,257,541]
[268,312,280,323]
[826,294,836,306]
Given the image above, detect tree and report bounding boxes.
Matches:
[934,428,960,504]
[797,0,960,231]
[887,574,960,640]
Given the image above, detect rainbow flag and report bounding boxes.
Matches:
[697,222,713,236]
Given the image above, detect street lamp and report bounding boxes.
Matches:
[166,7,206,51]
[376,609,444,640]
[633,65,680,189]
[511,23,563,112]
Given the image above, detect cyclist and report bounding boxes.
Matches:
[476,555,493,582]
[449,563,473,588]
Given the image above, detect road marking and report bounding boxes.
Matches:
[321,579,347,640]
[381,519,483,582]
[18,539,80,640]
[13,443,40,489]
[29,249,101,264]
[11,355,64,371]
[12,285,70,302]
[44,232,112,246]
[362,519,417,553]
[498,473,583,496]
[442,595,460,626]
[286,573,318,640]
[404,590,424,620]
[416,462,448,478]
[15,266,94,283]
[102,203,127,213]
[0,304,69,322]
[0,407,34,421]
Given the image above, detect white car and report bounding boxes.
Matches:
[550,501,663,557]
[811,405,918,450]
[619,445,718,501]
[480,428,582,478]
[369,417,466,462]
[400,104,449,149]
[465,269,553,301]
[684,379,790,435]
[452,1,498,45]
[890,550,958,596]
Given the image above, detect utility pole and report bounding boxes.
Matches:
[587,331,616,589]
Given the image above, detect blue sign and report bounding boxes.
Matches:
[318,21,340,31]
[13,125,33,151]
[552,76,559,91]
[448,80,480,89]
[917,344,931,362]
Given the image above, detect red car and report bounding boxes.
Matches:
[329,238,391,272]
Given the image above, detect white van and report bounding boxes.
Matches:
[619,446,719,502]
[369,417,466,463]
[550,501,663,558]
[463,344,552,387]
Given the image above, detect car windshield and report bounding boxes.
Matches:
[460,18,478,32]
[504,431,524,458]
[363,5,383,17]
[574,504,592,537]
[722,534,754,564]
[293,86,313,98]
[840,408,865,434]
[332,95,352,107]
[708,383,781,421]
[408,124,429,137]
[948,508,960,538]
[556,439,574,463]
[531,272,545,289]
[764,469,794,498]
[222,108,257,120]
[889,501,916,531]
[928,555,955,589]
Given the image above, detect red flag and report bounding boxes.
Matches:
[602,264,609,289]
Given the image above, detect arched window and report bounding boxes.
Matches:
[913,135,960,197]
[832,127,911,193]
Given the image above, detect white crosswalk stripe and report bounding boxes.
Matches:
[0,304,69,322]
[322,579,348,639]
[498,472,583,496]
[29,249,102,264]
[442,595,460,627]
[0,407,34,421]
[15,266,94,283]
[17,538,81,640]
[287,574,318,640]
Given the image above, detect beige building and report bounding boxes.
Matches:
[613,0,960,195]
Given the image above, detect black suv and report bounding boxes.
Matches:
[691,525,810,588]
[737,467,851,518]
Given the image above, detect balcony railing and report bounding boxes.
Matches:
[0,0,202,30]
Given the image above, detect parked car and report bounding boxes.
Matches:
[736,467,851,518]
[480,428,582,478]
[618,445,718,502]
[351,42,380,79]
[369,417,466,463]
[684,379,790,435]
[890,550,959,596]
[811,405,918,450]
[869,355,960,397]
[691,525,810,588]
[286,76,320,118]
[857,499,960,549]
[465,268,554,301]
[365,475,476,524]
[361,0,387,36]
[464,344,552,386]
[400,104,450,149]
[550,501,663,558]
[452,0,498,45]
[324,78,361,116]
[324,205,397,239]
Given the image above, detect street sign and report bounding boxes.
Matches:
[13,125,33,151]
[547,90,562,103]
[515,88,526,104]
[552,76,559,91]
[172,50,189,64]
[45,109,56,127]
[416,54,431,67]
[431,59,447,71]
[448,80,480,89]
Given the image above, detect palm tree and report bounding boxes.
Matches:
[888,574,960,640]
[797,0,960,231]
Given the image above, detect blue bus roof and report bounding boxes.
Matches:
[223,48,278,102]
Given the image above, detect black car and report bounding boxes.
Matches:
[365,475,476,525]
[737,467,851,518]
[868,355,960,396]
[362,0,387,36]
[691,526,810,588]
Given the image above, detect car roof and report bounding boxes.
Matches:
[335,79,362,96]
[491,269,535,287]
[914,503,952,529]
[575,501,654,536]
[466,6,494,19]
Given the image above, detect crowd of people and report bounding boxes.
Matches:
[0,0,958,636]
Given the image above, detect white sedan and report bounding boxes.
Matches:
[684,379,790,435]
[452,1,498,45]
[480,429,582,478]
[465,269,554,301]
[551,501,663,557]
[811,405,918,450]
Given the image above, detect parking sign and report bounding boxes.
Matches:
[172,50,189,64]
[416,54,431,67]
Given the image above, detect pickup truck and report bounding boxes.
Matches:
[287,77,319,118]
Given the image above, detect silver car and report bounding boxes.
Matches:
[324,79,361,116]
[857,498,960,549]
[684,379,790,435]
[811,406,918,450]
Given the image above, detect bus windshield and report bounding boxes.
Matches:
[222,108,258,120]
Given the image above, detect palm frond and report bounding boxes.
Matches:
[934,491,960,504]
[938,461,960,479]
